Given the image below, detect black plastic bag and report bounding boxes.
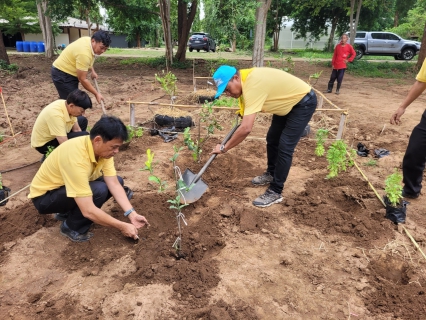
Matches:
[0,186,11,206]
[374,148,390,158]
[384,196,408,224]
[356,142,369,157]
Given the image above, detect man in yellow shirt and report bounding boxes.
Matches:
[31,89,91,158]
[211,65,317,207]
[390,58,426,199]
[51,30,110,104]
[29,116,149,242]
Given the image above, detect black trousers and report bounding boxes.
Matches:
[51,66,79,99]
[328,69,346,85]
[402,109,426,195]
[35,116,89,154]
[266,89,317,194]
[32,176,124,234]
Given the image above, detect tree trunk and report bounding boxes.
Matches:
[416,21,426,70]
[349,0,362,46]
[37,0,54,59]
[326,16,338,52]
[175,0,198,62]
[136,32,141,48]
[158,0,173,66]
[252,0,272,67]
[231,22,237,52]
[86,9,92,37]
[0,34,10,65]
[394,11,399,27]
[20,32,26,41]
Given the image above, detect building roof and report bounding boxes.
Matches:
[58,17,110,31]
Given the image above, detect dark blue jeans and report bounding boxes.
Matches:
[328,69,346,86]
[51,66,79,99]
[35,116,89,154]
[402,109,426,195]
[32,176,124,234]
[266,90,317,194]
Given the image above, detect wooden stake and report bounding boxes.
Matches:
[0,87,17,143]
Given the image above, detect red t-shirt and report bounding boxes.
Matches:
[331,44,356,69]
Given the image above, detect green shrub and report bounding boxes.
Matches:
[385,170,403,207]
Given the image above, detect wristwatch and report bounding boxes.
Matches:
[220,145,227,153]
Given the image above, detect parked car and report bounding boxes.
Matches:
[348,31,421,60]
[188,32,216,52]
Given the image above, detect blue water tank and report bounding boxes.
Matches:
[16,41,23,52]
[23,41,30,52]
[37,42,45,53]
[30,41,38,52]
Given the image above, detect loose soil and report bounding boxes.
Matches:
[1,55,426,319]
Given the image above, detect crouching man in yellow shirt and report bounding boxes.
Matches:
[31,89,91,160]
[29,116,149,242]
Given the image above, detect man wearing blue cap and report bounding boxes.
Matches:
[211,65,317,207]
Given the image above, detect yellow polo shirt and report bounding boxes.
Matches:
[53,37,95,77]
[239,67,311,116]
[29,136,116,198]
[416,58,426,83]
[31,100,77,148]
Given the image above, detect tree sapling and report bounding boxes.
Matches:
[326,140,356,179]
[384,170,403,207]
[315,128,329,157]
[141,149,167,192]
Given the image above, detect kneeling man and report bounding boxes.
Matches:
[29,116,149,242]
[31,89,91,158]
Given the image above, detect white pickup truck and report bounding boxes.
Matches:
[351,31,421,60]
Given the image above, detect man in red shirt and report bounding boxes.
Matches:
[325,34,356,94]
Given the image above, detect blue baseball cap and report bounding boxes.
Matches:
[213,65,237,98]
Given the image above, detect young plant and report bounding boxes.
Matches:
[0,132,4,143]
[183,127,201,162]
[141,149,167,192]
[0,173,3,190]
[155,70,177,103]
[126,125,143,143]
[326,140,355,179]
[385,170,403,207]
[308,70,323,85]
[45,146,55,158]
[315,128,329,157]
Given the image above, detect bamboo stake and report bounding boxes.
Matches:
[94,79,107,115]
[0,87,17,143]
[402,226,426,260]
[311,87,342,110]
[0,184,30,205]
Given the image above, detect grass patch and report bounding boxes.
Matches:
[119,56,192,69]
[319,60,417,78]
[0,60,19,73]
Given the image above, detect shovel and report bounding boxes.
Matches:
[179,123,240,204]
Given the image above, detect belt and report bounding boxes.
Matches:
[298,89,315,105]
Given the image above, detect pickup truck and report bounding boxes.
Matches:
[350,31,421,60]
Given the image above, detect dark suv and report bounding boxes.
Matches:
[188,32,216,52]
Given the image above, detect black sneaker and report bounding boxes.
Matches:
[402,190,419,199]
[251,172,273,185]
[60,221,93,242]
[54,212,68,221]
[252,189,283,208]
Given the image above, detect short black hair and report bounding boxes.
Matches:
[90,115,128,142]
[66,89,92,110]
[91,30,111,47]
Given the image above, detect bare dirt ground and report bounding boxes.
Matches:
[1,55,426,319]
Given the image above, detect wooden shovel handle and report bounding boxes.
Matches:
[94,79,107,115]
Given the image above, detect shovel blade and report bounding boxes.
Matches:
[179,169,208,204]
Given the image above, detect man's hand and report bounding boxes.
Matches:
[91,70,98,80]
[390,107,405,125]
[128,211,150,229]
[95,92,104,104]
[120,222,140,240]
[211,144,223,154]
